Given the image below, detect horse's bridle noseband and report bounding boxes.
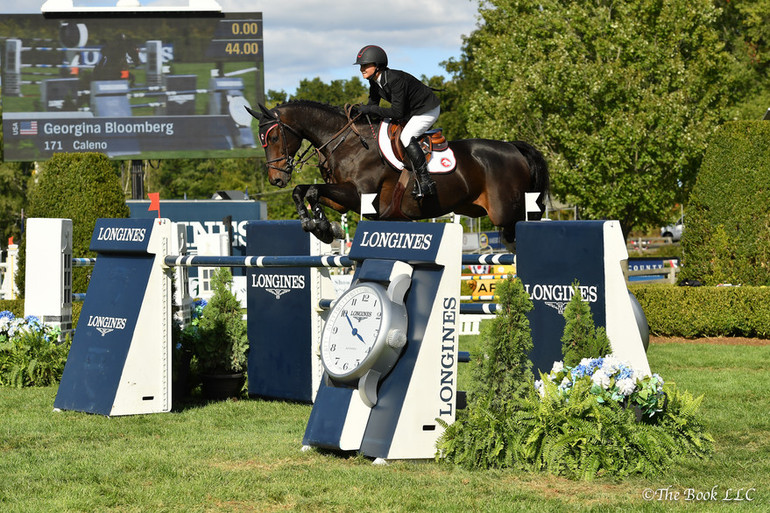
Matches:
[259,105,368,179]
[259,115,305,176]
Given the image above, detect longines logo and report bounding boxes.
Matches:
[265,288,291,299]
[95,226,146,242]
[524,283,598,315]
[251,273,305,300]
[87,315,128,336]
[359,230,433,250]
[348,310,372,323]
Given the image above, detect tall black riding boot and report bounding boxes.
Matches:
[404,139,436,199]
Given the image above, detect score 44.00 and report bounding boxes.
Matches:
[224,42,260,56]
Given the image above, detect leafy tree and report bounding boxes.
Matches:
[0,103,32,245]
[150,157,260,200]
[447,0,747,235]
[291,76,368,106]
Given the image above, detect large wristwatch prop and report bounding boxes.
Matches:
[319,260,412,407]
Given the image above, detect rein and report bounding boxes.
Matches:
[261,105,369,179]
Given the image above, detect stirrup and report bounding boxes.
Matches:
[411,176,436,200]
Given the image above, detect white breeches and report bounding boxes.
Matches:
[400,106,441,146]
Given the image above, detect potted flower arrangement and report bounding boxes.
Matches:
[188,268,248,399]
[535,356,667,421]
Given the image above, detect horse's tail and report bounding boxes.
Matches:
[511,140,550,203]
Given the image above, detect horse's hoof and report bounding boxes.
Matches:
[301,218,317,232]
[330,222,345,240]
[316,219,331,234]
[314,229,335,245]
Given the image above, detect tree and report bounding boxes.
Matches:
[150,157,260,200]
[0,103,32,245]
[448,0,747,235]
[291,76,368,106]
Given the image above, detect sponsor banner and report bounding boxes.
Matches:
[517,221,607,374]
[246,221,315,401]
[54,253,153,414]
[90,217,155,254]
[349,221,444,263]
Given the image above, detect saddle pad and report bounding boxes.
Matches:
[377,121,457,174]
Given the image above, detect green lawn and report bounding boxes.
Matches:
[1,340,767,512]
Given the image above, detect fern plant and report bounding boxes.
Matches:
[0,328,71,387]
[437,279,713,479]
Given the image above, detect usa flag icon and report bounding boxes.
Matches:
[20,121,38,135]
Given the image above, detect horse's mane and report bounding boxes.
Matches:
[276,99,347,118]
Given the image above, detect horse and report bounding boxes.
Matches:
[247,100,550,246]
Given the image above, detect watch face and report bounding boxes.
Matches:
[321,283,385,379]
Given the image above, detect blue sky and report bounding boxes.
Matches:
[1,0,480,94]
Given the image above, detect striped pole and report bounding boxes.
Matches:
[163,254,353,269]
[461,254,515,265]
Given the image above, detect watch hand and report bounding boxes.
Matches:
[345,312,366,343]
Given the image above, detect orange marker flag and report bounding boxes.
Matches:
[148,192,161,219]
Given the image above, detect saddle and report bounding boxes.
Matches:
[387,123,449,162]
[378,120,457,174]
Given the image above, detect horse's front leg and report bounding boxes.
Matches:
[292,183,359,243]
[291,184,317,233]
[291,184,339,243]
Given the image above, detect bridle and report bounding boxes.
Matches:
[259,105,369,180]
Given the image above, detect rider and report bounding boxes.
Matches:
[354,45,440,199]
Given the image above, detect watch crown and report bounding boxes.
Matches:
[386,328,407,349]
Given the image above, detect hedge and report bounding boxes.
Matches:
[631,284,770,338]
[680,121,770,286]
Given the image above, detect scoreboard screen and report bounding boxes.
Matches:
[1,12,264,161]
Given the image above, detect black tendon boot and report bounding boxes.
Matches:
[405,138,436,199]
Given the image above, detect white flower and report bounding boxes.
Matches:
[551,361,564,374]
[534,379,545,397]
[601,355,622,374]
[617,377,636,396]
[591,369,611,389]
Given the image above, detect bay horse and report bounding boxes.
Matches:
[247,100,549,245]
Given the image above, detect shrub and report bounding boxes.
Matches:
[18,153,129,295]
[438,281,713,479]
[0,311,71,387]
[680,121,770,286]
[189,269,248,375]
[468,277,534,409]
[631,284,770,338]
[560,283,611,366]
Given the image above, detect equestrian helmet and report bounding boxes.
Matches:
[354,45,388,68]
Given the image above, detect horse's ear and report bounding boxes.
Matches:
[259,103,277,118]
[245,106,261,119]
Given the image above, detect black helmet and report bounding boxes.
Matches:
[354,45,388,68]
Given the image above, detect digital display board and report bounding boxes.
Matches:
[1,12,263,161]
